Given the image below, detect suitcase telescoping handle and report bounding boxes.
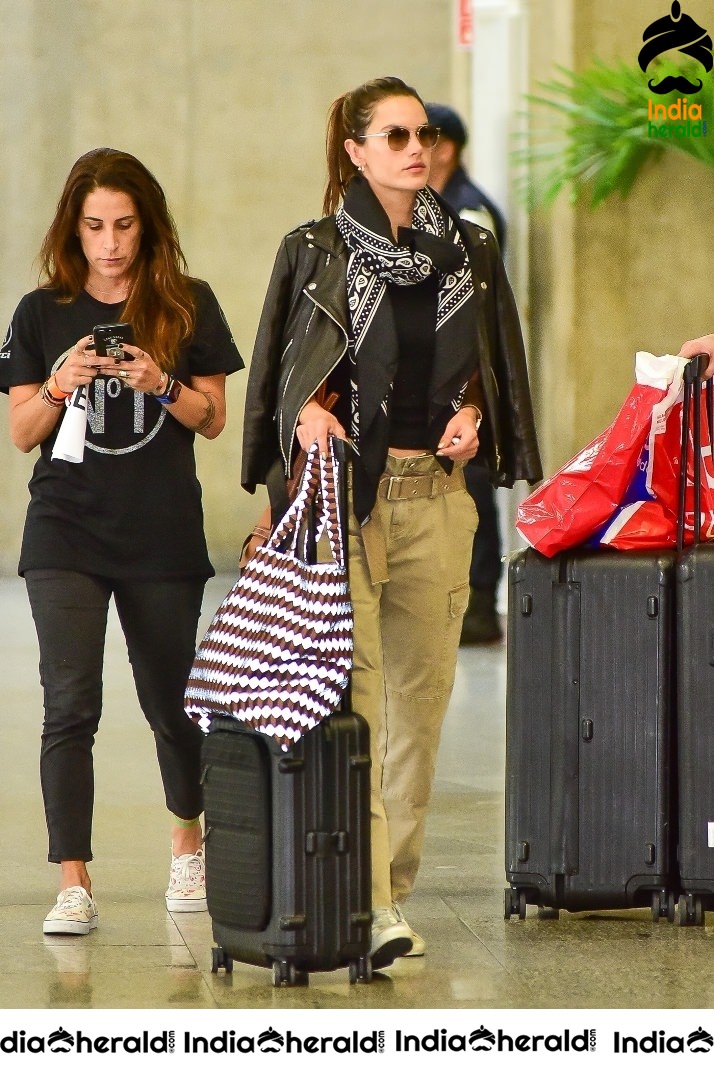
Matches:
[678,352,713,551]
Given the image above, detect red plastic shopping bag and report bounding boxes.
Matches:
[515,352,686,557]
[592,364,714,550]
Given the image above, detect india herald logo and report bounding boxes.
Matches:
[638,1,713,94]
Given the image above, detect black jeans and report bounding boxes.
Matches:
[464,464,503,591]
[25,570,206,863]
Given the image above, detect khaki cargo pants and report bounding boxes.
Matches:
[347,452,478,908]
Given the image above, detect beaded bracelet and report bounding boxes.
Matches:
[40,382,66,408]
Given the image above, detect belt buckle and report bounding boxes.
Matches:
[386,475,402,500]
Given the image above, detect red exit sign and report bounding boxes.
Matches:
[457,0,473,47]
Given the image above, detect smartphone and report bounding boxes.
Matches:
[92,323,135,361]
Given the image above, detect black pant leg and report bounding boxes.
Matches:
[25,570,111,863]
[113,578,206,821]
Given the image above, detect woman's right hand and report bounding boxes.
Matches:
[53,335,100,394]
[296,398,346,455]
[9,335,100,454]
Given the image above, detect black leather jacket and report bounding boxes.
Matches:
[242,210,542,495]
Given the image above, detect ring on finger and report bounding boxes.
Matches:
[119,369,128,380]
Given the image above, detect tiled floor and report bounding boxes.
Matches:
[2,574,714,1016]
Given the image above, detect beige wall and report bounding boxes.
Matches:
[527,0,714,477]
[4,0,713,573]
[0,0,453,574]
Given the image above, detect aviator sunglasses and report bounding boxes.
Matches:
[355,124,440,151]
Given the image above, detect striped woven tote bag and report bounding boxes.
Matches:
[184,438,353,749]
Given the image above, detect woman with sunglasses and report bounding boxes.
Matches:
[1,148,244,934]
[242,76,542,968]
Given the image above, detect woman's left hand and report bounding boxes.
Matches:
[436,408,481,460]
[92,342,166,394]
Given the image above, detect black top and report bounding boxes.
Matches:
[388,275,438,449]
[1,281,243,580]
[324,275,439,451]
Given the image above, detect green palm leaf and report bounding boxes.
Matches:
[514,57,714,208]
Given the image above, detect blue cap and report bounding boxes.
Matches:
[425,103,468,147]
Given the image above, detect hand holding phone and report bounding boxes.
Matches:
[91,323,135,361]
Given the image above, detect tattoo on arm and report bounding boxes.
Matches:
[195,391,216,433]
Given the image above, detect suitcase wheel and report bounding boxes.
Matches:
[651,889,676,923]
[504,887,528,920]
[348,955,373,984]
[211,946,233,974]
[272,959,309,987]
[677,893,705,927]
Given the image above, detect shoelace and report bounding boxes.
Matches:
[55,887,90,912]
[171,852,204,887]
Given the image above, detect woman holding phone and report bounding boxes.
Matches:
[0,147,243,934]
[242,77,541,966]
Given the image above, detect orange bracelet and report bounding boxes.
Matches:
[47,375,72,400]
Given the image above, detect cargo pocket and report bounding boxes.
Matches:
[433,581,472,695]
[449,581,471,621]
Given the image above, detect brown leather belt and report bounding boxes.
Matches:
[378,469,464,501]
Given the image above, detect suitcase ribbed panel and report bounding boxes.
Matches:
[505,551,558,890]
[677,546,714,894]
[203,730,271,930]
[506,548,675,912]
[570,553,674,905]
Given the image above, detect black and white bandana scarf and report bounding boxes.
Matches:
[335,174,476,522]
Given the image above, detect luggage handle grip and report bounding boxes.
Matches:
[683,352,709,385]
[677,353,713,552]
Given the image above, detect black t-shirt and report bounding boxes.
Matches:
[388,275,438,449]
[0,281,244,580]
[325,276,439,449]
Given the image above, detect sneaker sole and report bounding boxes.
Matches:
[165,897,208,913]
[42,916,98,936]
[370,935,413,970]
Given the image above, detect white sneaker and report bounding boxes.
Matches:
[392,901,426,956]
[43,886,98,935]
[165,847,207,912]
[370,906,413,968]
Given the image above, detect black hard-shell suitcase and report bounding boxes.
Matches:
[202,436,373,985]
[674,360,714,926]
[202,711,372,984]
[504,546,677,921]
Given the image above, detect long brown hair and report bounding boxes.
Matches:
[39,147,195,372]
[323,76,424,216]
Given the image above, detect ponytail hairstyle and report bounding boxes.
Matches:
[323,76,424,215]
[39,147,195,373]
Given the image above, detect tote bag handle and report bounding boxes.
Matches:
[268,437,346,569]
